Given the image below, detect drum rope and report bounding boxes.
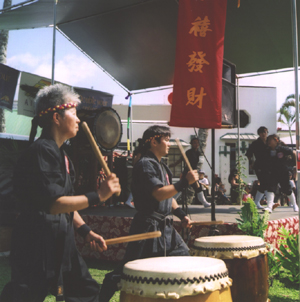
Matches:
[121,270,229,285]
[192,244,266,252]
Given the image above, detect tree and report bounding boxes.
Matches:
[277,94,297,144]
[197,128,208,170]
[0,0,11,133]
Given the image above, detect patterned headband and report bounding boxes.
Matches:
[144,134,162,144]
[38,102,78,117]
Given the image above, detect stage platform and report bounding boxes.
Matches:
[79,204,297,223]
[76,205,299,262]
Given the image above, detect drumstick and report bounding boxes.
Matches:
[175,138,200,188]
[105,231,162,246]
[190,220,224,226]
[81,121,121,196]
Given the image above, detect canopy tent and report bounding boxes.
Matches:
[0,0,299,91]
[1,0,299,232]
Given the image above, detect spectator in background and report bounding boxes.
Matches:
[243,184,253,201]
[228,169,240,204]
[214,174,222,191]
[198,171,209,199]
[216,183,230,205]
[196,170,211,208]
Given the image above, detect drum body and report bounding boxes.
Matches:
[191,235,269,302]
[119,256,232,302]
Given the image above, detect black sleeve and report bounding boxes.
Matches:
[14,141,71,212]
[136,160,164,196]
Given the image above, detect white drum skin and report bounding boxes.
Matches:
[119,256,233,301]
[191,235,269,302]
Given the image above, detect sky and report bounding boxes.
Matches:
[2,0,300,118]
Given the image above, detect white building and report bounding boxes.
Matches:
[113,85,277,192]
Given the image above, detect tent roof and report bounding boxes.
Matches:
[0,0,298,91]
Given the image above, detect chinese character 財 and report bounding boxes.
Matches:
[187,51,209,73]
[189,16,212,37]
[186,87,206,109]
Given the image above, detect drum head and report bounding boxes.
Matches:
[120,256,232,299]
[93,107,122,152]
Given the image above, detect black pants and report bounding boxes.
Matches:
[255,167,270,193]
[0,250,100,302]
[269,168,292,195]
[99,212,189,302]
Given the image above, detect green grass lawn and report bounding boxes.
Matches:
[0,256,298,302]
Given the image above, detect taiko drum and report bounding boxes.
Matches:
[119,256,233,302]
[191,235,269,302]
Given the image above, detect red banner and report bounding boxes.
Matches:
[169,0,227,129]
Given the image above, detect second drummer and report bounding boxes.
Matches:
[99,125,199,302]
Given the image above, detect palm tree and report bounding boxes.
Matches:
[0,0,11,133]
[277,94,297,144]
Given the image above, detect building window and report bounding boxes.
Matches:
[168,147,184,178]
[225,142,236,173]
[248,154,255,175]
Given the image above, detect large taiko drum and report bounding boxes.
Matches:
[191,235,269,302]
[119,256,233,302]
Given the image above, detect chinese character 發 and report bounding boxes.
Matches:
[187,51,209,73]
[189,16,212,37]
[186,87,206,109]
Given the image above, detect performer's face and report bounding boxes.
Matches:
[60,106,80,139]
[157,135,170,156]
[259,129,268,141]
[191,139,199,150]
[267,137,277,149]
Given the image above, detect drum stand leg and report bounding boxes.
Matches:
[181,188,190,242]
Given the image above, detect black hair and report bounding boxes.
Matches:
[190,137,199,144]
[141,125,171,153]
[257,126,268,135]
[267,134,285,146]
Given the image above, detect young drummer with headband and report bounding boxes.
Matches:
[99,125,199,302]
[0,84,121,302]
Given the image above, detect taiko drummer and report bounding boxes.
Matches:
[0,84,121,302]
[100,125,199,301]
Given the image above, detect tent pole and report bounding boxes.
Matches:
[131,104,133,154]
[291,0,299,149]
[291,0,300,291]
[51,0,58,85]
[236,76,242,205]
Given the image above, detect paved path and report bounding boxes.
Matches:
[80,204,298,223]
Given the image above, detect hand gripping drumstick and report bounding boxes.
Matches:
[105,231,161,246]
[81,121,121,196]
[190,220,224,226]
[175,138,200,188]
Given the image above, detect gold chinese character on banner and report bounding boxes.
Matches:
[189,16,212,37]
[187,51,209,73]
[186,87,206,109]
